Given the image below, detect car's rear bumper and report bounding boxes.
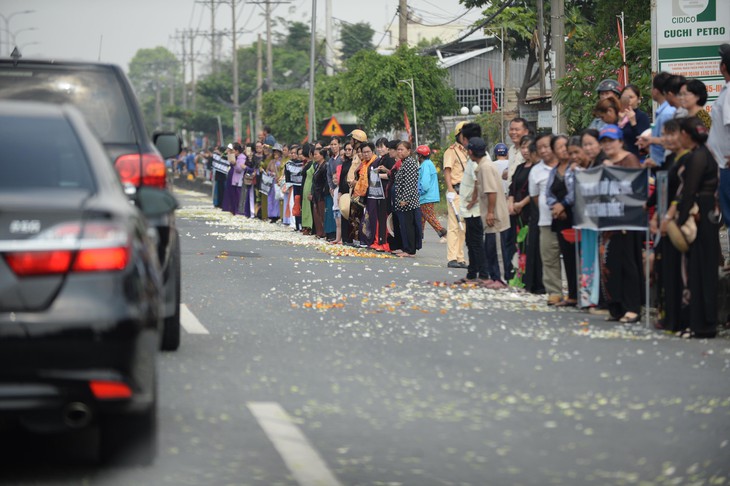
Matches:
[0,274,159,432]
[0,329,157,432]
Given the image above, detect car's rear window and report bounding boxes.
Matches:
[0,115,95,191]
[0,67,135,144]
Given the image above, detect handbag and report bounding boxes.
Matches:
[667,203,699,253]
[243,173,254,186]
[293,195,302,217]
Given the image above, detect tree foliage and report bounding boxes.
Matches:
[338,47,458,139]
[460,0,650,107]
[128,47,179,132]
[339,22,375,63]
[555,20,652,132]
[460,0,551,103]
[261,89,310,143]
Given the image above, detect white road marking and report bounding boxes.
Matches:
[247,402,342,486]
[179,304,210,334]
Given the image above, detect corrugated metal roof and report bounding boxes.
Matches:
[437,46,495,69]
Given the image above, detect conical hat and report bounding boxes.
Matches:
[339,193,351,220]
[386,213,395,236]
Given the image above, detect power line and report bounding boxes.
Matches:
[375,11,399,50]
[418,0,456,16]
[408,8,473,27]
[420,0,515,53]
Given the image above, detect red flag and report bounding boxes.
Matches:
[245,124,251,144]
[403,110,412,141]
[616,18,628,87]
[489,68,498,113]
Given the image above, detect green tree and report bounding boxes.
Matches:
[192,19,318,142]
[461,0,551,103]
[285,22,311,52]
[128,47,180,132]
[262,89,310,143]
[338,47,457,140]
[415,36,444,49]
[339,21,374,62]
[555,20,652,132]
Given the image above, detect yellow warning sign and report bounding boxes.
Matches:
[321,116,345,137]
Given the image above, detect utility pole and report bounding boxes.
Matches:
[231,0,241,142]
[325,0,333,76]
[178,30,188,109]
[190,29,197,111]
[197,0,220,73]
[265,0,273,90]
[210,0,217,72]
[308,0,316,142]
[248,0,291,89]
[154,71,162,129]
[169,69,175,130]
[398,0,408,47]
[551,0,566,133]
[536,0,546,96]
[257,33,264,138]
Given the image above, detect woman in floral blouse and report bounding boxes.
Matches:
[394,141,423,256]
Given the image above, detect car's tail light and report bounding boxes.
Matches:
[89,380,132,399]
[5,250,73,276]
[3,222,131,276]
[115,153,167,189]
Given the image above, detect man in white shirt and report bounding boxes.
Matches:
[529,133,562,305]
[459,138,489,283]
[506,117,530,186]
[708,44,730,263]
[708,44,730,168]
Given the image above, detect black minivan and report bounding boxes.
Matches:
[0,58,182,351]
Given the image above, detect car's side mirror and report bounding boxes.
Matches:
[153,132,182,160]
[135,186,179,218]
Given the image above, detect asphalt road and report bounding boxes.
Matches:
[2,187,729,486]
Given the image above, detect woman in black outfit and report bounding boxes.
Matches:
[660,117,720,338]
[385,140,403,253]
[338,143,354,245]
[311,147,330,238]
[393,141,422,256]
[598,124,643,323]
[648,119,688,331]
[546,135,578,306]
[509,135,543,293]
[285,147,304,231]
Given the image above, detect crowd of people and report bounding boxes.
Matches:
[180,44,730,340]
[200,131,428,257]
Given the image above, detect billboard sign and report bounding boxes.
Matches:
[656,0,730,105]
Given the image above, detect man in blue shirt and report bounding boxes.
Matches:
[637,72,676,168]
[262,125,277,147]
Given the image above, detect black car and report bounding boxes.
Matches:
[0,58,182,351]
[0,101,176,463]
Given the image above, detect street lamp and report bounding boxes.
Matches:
[0,10,35,56]
[9,26,36,46]
[398,78,418,147]
[460,105,481,120]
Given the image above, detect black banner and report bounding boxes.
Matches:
[212,154,230,175]
[573,166,649,231]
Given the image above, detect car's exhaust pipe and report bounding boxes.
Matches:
[63,402,93,429]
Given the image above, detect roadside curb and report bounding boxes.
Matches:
[172,176,212,196]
